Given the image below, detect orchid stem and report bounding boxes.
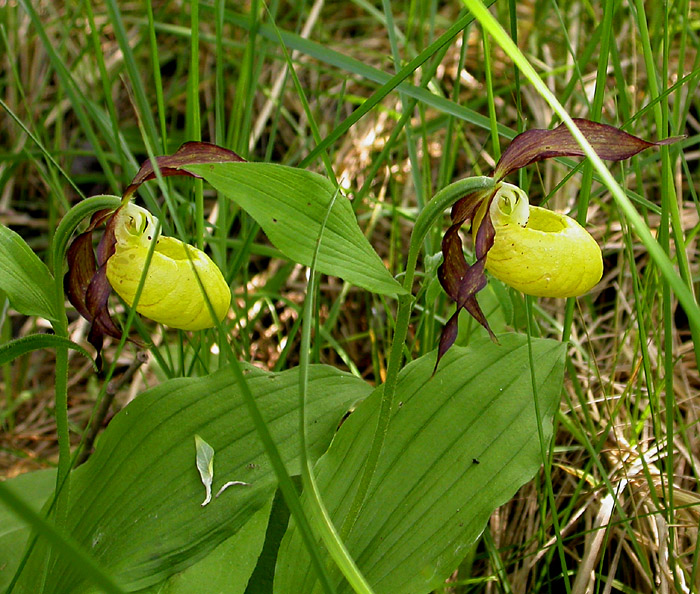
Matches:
[53,327,70,526]
[49,196,124,510]
[4,196,126,590]
[51,250,73,574]
[340,176,494,540]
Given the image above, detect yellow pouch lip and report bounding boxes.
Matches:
[473,184,603,298]
[106,204,231,330]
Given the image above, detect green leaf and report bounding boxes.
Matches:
[185,162,406,297]
[16,364,371,593]
[274,334,566,593]
[0,334,96,368]
[136,497,273,594]
[0,469,56,591]
[0,224,59,322]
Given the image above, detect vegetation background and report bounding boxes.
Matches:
[1,0,699,592]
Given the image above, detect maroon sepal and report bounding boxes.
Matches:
[123,142,245,200]
[64,209,115,321]
[434,119,683,371]
[65,142,246,368]
[64,231,98,322]
[64,207,139,368]
[434,192,498,373]
[494,118,683,181]
[450,188,493,226]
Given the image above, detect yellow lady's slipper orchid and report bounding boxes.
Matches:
[472,183,603,298]
[64,142,245,366]
[434,119,680,369]
[105,203,230,331]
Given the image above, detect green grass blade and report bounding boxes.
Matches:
[299,186,375,593]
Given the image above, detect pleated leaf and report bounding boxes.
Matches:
[184,162,405,296]
[0,224,59,322]
[0,469,56,591]
[16,364,371,593]
[136,497,273,594]
[274,334,565,593]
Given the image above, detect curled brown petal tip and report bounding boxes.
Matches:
[97,208,119,267]
[450,188,494,226]
[64,208,137,368]
[433,312,460,375]
[438,225,468,300]
[64,208,118,321]
[65,231,98,322]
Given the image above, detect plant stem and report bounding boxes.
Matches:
[51,202,130,527]
[52,238,75,578]
[297,190,373,593]
[53,328,70,526]
[340,176,494,539]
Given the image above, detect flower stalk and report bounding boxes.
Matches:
[339,176,495,542]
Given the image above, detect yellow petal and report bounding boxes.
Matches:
[474,183,603,298]
[106,204,231,330]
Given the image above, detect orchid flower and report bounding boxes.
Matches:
[105,203,230,331]
[435,119,681,368]
[64,144,241,365]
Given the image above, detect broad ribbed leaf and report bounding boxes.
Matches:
[137,498,273,594]
[274,334,565,593]
[16,365,371,593]
[0,224,59,321]
[0,469,56,591]
[184,162,405,296]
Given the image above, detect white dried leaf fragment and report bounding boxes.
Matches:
[215,481,251,499]
[194,434,215,507]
